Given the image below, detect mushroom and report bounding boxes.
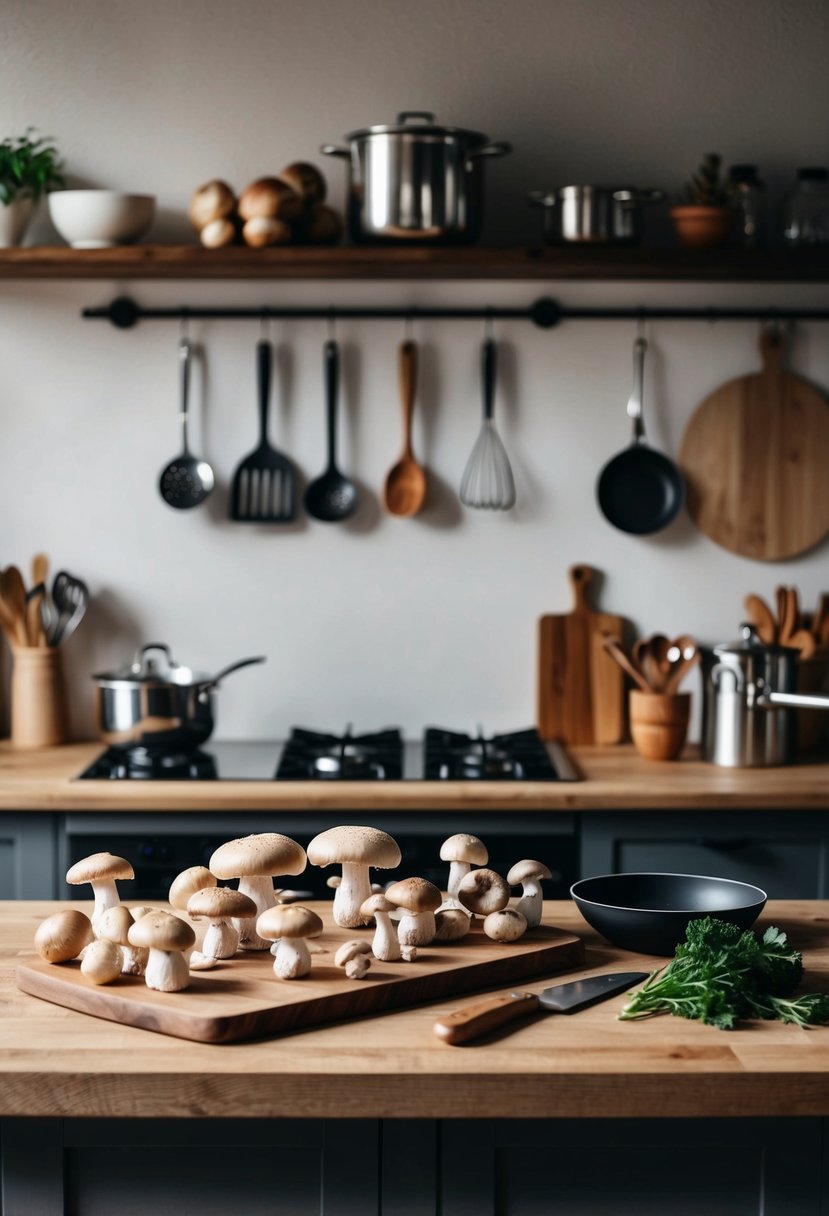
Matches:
[307,826,401,929]
[305,205,343,244]
[385,877,442,947]
[186,886,257,959]
[209,833,307,950]
[457,868,510,917]
[169,866,217,915]
[507,860,553,930]
[97,904,149,975]
[433,908,471,943]
[80,939,123,985]
[188,179,236,231]
[65,852,134,936]
[483,907,528,943]
[200,216,237,248]
[128,910,195,992]
[335,939,372,980]
[278,162,327,207]
[256,905,323,980]
[238,177,303,222]
[440,833,488,900]
[360,893,401,962]
[242,216,293,247]
[34,909,94,963]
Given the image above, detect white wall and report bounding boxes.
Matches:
[1,0,828,740]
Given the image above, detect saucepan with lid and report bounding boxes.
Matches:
[528,185,664,245]
[93,643,265,752]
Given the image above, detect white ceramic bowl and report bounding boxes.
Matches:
[48,190,155,248]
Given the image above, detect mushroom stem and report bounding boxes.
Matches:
[273,936,311,980]
[515,881,544,930]
[236,875,276,950]
[447,860,471,899]
[90,879,121,936]
[202,918,240,960]
[371,909,401,962]
[145,947,190,992]
[333,862,373,929]
[398,911,436,948]
[120,944,149,976]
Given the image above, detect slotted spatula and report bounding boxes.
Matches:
[230,339,296,523]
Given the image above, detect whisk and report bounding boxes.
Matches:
[459,338,516,510]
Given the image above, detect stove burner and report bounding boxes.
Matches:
[276,726,403,781]
[79,746,218,781]
[424,728,557,781]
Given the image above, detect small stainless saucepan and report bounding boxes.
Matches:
[528,185,664,245]
[93,643,265,753]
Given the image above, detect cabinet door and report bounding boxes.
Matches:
[0,814,59,899]
[441,1118,823,1216]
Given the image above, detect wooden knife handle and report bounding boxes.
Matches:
[433,991,539,1045]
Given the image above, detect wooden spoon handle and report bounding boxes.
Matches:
[744,595,777,645]
[602,636,652,693]
[433,991,539,1045]
[399,340,418,457]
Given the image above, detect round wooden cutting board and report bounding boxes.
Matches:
[679,329,829,561]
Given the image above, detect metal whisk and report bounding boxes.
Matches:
[459,337,516,510]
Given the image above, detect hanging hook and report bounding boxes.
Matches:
[179,309,190,340]
[327,307,337,342]
[260,309,271,341]
[404,308,414,342]
[635,310,646,340]
[484,308,495,341]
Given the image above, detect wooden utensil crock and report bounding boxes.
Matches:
[11,647,67,749]
[629,690,690,761]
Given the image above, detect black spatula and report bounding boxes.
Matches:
[230,339,297,523]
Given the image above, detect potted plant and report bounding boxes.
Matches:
[669,153,735,248]
[0,130,64,247]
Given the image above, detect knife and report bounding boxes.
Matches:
[433,971,649,1045]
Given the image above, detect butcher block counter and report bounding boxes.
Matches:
[2,740,829,811]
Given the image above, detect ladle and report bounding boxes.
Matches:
[304,340,358,522]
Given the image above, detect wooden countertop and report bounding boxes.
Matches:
[1,740,828,812]
[4,899,829,1119]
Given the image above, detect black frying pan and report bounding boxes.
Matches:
[597,337,684,534]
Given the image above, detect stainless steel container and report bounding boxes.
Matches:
[321,112,511,244]
[93,644,264,752]
[528,185,664,244]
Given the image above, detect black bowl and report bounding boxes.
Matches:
[570,872,767,956]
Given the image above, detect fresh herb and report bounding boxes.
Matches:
[620,916,829,1030]
[683,153,730,207]
[0,129,64,205]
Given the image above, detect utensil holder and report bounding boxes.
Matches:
[11,647,68,749]
[796,654,829,755]
[629,690,690,761]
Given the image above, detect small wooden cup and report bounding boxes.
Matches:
[11,647,68,749]
[629,690,691,762]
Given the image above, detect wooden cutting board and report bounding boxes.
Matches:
[679,329,829,561]
[537,564,625,745]
[16,911,584,1044]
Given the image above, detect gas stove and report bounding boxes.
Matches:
[76,726,579,782]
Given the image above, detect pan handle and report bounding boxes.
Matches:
[198,656,266,701]
[627,337,648,444]
[750,680,829,711]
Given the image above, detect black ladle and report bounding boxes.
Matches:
[596,336,684,535]
[159,338,215,510]
[304,339,358,522]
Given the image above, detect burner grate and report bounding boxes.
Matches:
[423,727,559,781]
[275,727,404,781]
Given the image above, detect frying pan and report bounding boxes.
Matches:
[597,337,684,534]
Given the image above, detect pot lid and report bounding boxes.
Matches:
[94,643,210,686]
[713,623,798,657]
[345,111,490,144]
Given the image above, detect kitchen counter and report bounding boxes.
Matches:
[2,740,829,811]
[4,898,829,1121]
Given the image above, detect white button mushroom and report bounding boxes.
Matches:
[483,907,528,943]
[307,826,401,929]
[97,904,149,975]
[128,910,196,993]
[34,909,94,963]
[440,833,489,901]
[507,860,553,930]
[80,939,123,985]
[457,868,510,917]
[186,886,257,960]
[433,907,471,943]
[385,877,442,947]
[65,852,134,937]
[209,834,307,951]
[256,905,323,980]
[334,939,373,980]
[360,893,401,962]
[169,866,217,916]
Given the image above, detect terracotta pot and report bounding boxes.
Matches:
[629,690,691,761]
[0,194,36,247]
[669,204,734,249]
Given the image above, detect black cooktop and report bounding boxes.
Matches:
[76,727,579,782]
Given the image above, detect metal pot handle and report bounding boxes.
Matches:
[612,188,665,207]
[711,662,744,693]
[132,643,176,675]
[466,141,512,163]
[198,655,266,699]
[396,111,437,125]
[527,190,558,208]
[320,145,350,159]
[750,678,829,711]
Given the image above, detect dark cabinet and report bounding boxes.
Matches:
[0,814,60,899]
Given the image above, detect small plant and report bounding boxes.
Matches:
[683,152,730,207]
[0,130,64,205]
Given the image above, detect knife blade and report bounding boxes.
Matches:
[433,971,649,1045]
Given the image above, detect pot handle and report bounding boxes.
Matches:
[131,643,176,675]
[396,111,437,125]
[750,679,829,711]
[612,188,665,207]
[527,190,558,208]
[466,141,512,164]
[199,655,266,697]
[320,145,350,159]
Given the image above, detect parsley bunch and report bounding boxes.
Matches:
[619,917,829,1030]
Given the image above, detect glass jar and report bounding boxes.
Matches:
[727,164,765,247]
[782,167,829,245]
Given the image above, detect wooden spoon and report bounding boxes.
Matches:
[636,633,671,691]
[664,636,700,695]
[601,635,652,694]
[383,341,427,517]
[743,594,777,645]
[0,566,30,648]
[29,552,49,648]
[776,585,799,645]
[786,629,817,660]
[812,593,829,642]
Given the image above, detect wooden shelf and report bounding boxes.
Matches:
[0,244,828,281]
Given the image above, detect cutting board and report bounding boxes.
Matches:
[16,911,584,1044]
[678,329,829,561]
[537,564,625,745]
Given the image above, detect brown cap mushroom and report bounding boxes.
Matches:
[304,204,343,245]
[238,177,303,222]
[169,866,217,913]
[307,826,401,929]
[385,877,442,947]
[34,909,94,963]
[66,853,134,934]
[200,216,237,248]
[188,179,236,231]
[80,939,123,985]
[360,893,401,962]
[457,868,510,916]
[278,162,327,206]
[334,938,372,979]
[97,904,149,975]
[483,907,528,943]
[128,910,195,992]
[256,904,323,980]
[507,859,553,929]
[187,886,257,960]
[433,907,471,943]
[440,833,489,899]
[242,216,293,248]
[209,834,307,950]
